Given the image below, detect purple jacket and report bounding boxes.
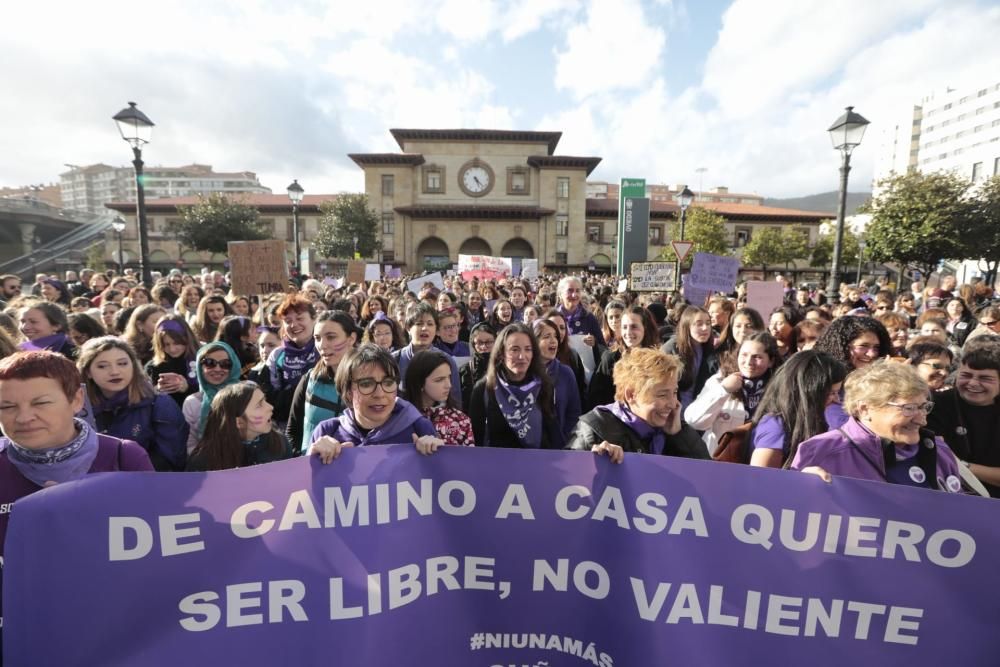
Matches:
[548,360,582,443]
[791,416,964,492]
[93,393,188,472]
[309,398,436,447]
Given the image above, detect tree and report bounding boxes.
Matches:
[810,224,861,272]
[778,227,810,271]
[170,193,269,253]
[741,226,810,276]
[658,207,733,267]
[967,175,1000,286]
[863,171,974,277]
[312,194,381,259]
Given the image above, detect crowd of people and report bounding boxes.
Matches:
[2,266,999,516]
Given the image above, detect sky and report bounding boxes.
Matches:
[3,0,1000,199]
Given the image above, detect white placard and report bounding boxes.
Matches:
[407,271,445,295]
[365,263,381,281]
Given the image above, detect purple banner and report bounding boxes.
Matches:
[4,447,999,665]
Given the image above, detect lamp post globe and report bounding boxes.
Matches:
[111,217,127,275]
[825,106,870,302]
[674,186,696,290]
[112,102,155,288]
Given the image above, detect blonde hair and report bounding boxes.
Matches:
[613,348,684,402]
[843,360,927,418]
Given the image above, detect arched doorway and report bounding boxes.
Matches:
[459,237,492,256]
[589,253,613,274]
[501,238,534,259]
[415,236,451,271]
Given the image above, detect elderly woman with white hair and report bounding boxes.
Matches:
[556,276,605,349]
[791,360,973,494]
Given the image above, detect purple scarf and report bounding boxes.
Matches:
[544,358,560,378]
[494,373,542,448]
[597,401,665,455]
[4,418,99,487]
[558,303,584,334]
[336,398,424,446]
[276,338,318,387]
[19,333,68,353]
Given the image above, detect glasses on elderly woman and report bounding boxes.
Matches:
[885,401,934,417]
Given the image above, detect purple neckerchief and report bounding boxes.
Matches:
[19,333,68,353]
[156,319,187,336]
[4,418,99,487]
[597,401,665,455]
[558,303,584,334]
[95,389,130,414]
[278,338,317,385]
[544,358,560,378]
[336,398,423,446]
[494,373,542,448]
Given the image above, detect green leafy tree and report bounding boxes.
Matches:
[810,224,861,271]
[967,175,1000,286]
[778,227,810,270]
[312,194,381,259]
[658,207,733,267]
[863,171,974,277]
[741,227,795,276]
[170,193,269,253]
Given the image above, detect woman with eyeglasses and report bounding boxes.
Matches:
[907,337,954,392]
[459,322,496,411]
[792,361,972,494]
[433,308,470,358]
[308,345,442,462]
[182,342,243,453]
[813,315,893,429]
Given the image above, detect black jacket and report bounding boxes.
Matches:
[660,338,719,404]
[567,406,709,458]
[469,377,563,449]
[587,348,621,410]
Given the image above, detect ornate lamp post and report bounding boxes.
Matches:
[287,179,304,274]
[826,106,870,302]
[674,186,695,291]
[112,102,155,288]
[111,217,126,275]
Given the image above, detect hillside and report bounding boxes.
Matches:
[763,191,871,216]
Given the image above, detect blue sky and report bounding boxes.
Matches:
[2,0,999,199]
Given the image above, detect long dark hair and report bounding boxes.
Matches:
[485,322,553,417]
[620,305,660,350]
[402,349,458,410]
[752,350,847,465]
[675,306,711,388]
[193,295,233,342]
[540,308,574,367]
[214,315,257,371]
[191,382,285,470]
[721,331,780,376]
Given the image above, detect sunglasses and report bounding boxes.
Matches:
[200,358,233,370]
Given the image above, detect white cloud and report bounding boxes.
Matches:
[554,0,667,99]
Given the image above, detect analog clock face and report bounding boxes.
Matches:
[462,166,491,194]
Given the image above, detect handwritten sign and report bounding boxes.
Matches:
[521,259,539,280]
[364,264,381,281]
[346,260,366,285]
[407,272,445,295]
[689,252,741,293]
[227,240,289,295]
[629,261,676,291]
[747,280,786,316]
[458,254,512,280]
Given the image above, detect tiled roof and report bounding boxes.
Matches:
[585,198,830,222]
[390,129,562,155]
[105,193,337,213]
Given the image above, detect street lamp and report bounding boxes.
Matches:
[286,179,304,274]
[353,234,359,259]
[674,186,695,291]
[856,238,867,285]
[111,217,126,275]
[826,106,870,302]
[112,102,155,288]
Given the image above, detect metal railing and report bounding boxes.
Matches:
[0,199,117,277]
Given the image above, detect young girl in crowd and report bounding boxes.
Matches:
[145,315,199,407]
[266,295,319,426]
[67,313,106,349]
[187,382,292,471]
[685,332,780,456]
[77,336,188,471]
[287,311,359,453]
[364,314,404,353]
[394,303,461,405]
[175,285,205,323]
[487,299,515,331]
[661,306,719,411]
[192,295,233,344]
[122,304,166,366]
[247,326,281,387]
[532,318,582,444]
[768,306,803,361]
[600,301,626,353]
[403,350,474,446]
[469,323,562,449]
[214,315,257,378]
[588,305,659,409]
[183,342,243,453]
[18,302,76,359]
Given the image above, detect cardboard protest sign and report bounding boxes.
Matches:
[630,262,677,291]
[227,240,289,295]
[346,260,366,284]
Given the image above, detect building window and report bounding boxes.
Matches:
[555,252,568,264]
[994,157,1000,176]
[555,215,569,237]
[422,166,444,194]
[382,250,394,263]
[973,162,984,181]
[649,226,663,245]
[382,212,395,234]
[735,227,752,247]
[556,177,569,198]
[586,223,602,243]
[507,167,530,195]
[381,174,394,196]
